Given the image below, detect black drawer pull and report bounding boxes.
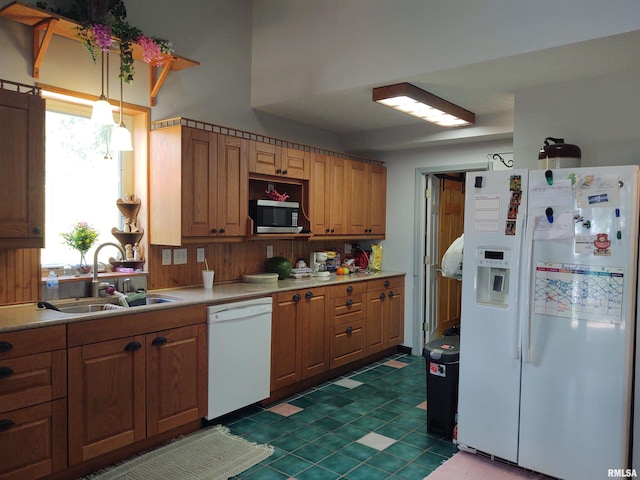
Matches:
[151,337,168,347]
[293,294,301,302]
[346,326,353,334]
[210,228,218,234]
[346,299,353,307]
[282,169,288,175]
[379,292,386,300]
[388,291,395,298]
[0,367,13,379]
[0,342,13,353]
[346,286,353,294]
[276,168,282,174]
[219,228,225,234]
[124,341,142,352]
[305,291,313,299]
[384,280,390,288]
[0,419,15,432]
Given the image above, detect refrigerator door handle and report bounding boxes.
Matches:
[520,215,536,363]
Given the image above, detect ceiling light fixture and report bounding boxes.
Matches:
[91,50,114,125]
[372,82,475,127]
[110,76,133,151]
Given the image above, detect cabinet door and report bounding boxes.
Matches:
[0,399,67,479]
[367,164,387,236]
[331,321,365,368]
[366,291,385,354]
[282,147,310,180]
[146,324,207,437]
[386,287,404,346]
[271,292,302,391]
[0,89,45,248]
[217,135,248,236]
[182,127,217,237]
[347,160,368,235]
[249,141,281,176]
[328,157,348,235]
[310,153,331,235]
[68,336,146,465]
[301,288,329,379]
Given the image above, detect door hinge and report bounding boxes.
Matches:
[424,255,430,265]
[425,188,431,199]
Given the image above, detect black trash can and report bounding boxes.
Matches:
[423,336,460,440]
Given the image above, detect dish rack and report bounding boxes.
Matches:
[290,267,313,278]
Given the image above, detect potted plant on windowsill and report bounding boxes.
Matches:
[60,221,99,275]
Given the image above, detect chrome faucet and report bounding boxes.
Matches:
[92,242,126,297]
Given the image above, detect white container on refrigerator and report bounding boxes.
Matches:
[458,166,639,480]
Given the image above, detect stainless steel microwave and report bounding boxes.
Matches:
[249,199,301,233]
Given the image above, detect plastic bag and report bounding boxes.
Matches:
[370,244,383,272]
[441,234,463,280]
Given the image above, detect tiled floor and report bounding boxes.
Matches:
[220,353,458,479]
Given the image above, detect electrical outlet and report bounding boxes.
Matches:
[174,248,188,265]
[267,183,274,192]
[162,249,172,266]
[266,245,273,258]
[197,247,205,263]
[344,243,352,254]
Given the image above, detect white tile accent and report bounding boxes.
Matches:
[333,378,363,389]
[357,432,397,451]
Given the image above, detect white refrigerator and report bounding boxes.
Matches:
[457,166,639,480]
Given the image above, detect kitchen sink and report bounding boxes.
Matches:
[57,304,118,313]
[50,294,183,314]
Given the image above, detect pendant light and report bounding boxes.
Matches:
[91,50,114,125]
[111,75,133,151]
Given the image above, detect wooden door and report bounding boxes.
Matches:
[386,287,404,346]
[282,147,310,180]
[0,88,45,248]
[347,160,368,235]
[366,290,385,354]
[328,157,348,235]
[309,153,331,235]
[271,291,302,391]
[367,165,387,236]
[300,288,329,378]
[216,135,248,236]
[437,178,464,336]
[146,324,207,436]
[182,127,217,237]
[249,141,281,176]
[68,336,146,465]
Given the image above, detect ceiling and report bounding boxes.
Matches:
[253,29,640,154]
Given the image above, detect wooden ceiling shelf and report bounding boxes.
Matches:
[0,1,200,105]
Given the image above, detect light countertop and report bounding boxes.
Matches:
[0,270,405,333]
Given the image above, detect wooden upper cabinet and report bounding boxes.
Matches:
[327,156,348,235]
[309,154,348,236]
[150,125,248,245]
[347,161,387,237]
[0,87,45,248]
[249,141,309,180]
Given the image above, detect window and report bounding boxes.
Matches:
[41,100,125,267]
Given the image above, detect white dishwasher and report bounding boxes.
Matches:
[206,297,272,420]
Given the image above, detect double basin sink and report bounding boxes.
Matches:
[53,294,182,314]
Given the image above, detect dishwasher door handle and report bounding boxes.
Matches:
[209,305,272,323]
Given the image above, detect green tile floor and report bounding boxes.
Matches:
[221,353,458,479]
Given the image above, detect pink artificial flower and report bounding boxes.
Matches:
[137,34,162,63]
[92,24,112,51]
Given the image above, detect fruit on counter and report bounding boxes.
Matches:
[336,267,350,275]
[265,256,292,280]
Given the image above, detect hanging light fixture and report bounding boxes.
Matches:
[91,50,114,125]
[372,82,475,127]
[111,76,133,151]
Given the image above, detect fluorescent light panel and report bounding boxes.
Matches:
[373,82,475,127]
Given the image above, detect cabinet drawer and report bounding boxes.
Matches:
[0,326,66,360]
[330,282,366,298]
[0,398,67,479]
[331,294,365,326]
[367,276,405,292]
[0,350,66,413]
[331,321,365,368]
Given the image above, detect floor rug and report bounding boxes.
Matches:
[82,425,274,480]
[425,451,553,480]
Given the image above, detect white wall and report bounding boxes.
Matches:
[379,138,513,352]
[513,67,640,169]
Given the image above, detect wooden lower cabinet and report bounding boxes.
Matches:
[366,277,405,354]
[67,306,207,467]
[271,287,330,391]
[330,282,367,368]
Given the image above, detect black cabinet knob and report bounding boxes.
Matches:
[330,228,335,233]
[0,367,13,379]
[219,228,225,234]
[151,337,168,347]
[388,291,395,298]
[379,292,386,300]
[0,419,15,432]
[384,280,390,288]
[124,341,142,352]
[0,342,13,353]
[346,326,353,334]
[305,291,313,299]
[33,226,42,234]
[282,169,288,175]
[346,299,353,307]
[346,286,353,294]
[210,228,218,234]
[293,294,301,302]
[325,228,330,233]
